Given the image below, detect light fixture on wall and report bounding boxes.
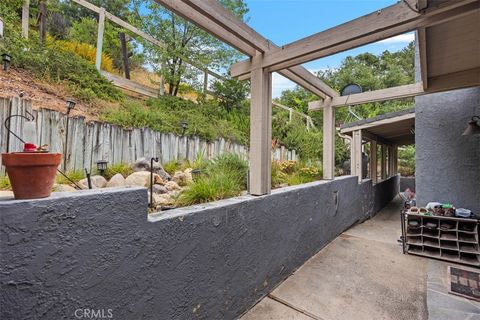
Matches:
[462,116,480,136]
[410,125,415,135]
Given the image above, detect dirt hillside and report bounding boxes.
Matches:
[0,68,117,121]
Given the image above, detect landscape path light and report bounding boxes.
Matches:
[2,53,11,71]
[181,120,188,136]
[96,160,108,176]
[66,99,76,115]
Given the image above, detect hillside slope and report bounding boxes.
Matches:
[0,68,118,121]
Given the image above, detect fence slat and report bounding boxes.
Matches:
[0,98,298,176]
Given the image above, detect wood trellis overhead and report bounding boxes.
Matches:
[154,0,338,99]
[340,109,416,146]
[151,0,478,195]
[231,0,480,95]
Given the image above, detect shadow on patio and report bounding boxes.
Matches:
[242,197,480,320]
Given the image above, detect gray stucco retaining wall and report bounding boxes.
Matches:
[0,175,398,320]
[400,177,416,193]
[415,87,480,213]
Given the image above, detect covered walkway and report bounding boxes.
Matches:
[241,198,480,320]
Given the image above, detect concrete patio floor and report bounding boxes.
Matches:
[241,197,480,320]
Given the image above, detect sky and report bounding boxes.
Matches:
[242,0,415,97]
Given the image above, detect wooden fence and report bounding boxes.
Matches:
[0,97,297,175]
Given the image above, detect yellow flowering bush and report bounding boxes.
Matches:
[52,38,115,72]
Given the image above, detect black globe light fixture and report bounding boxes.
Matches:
[341,83,363,121]
[463,115,480,136]
[2,53,12,71]
[340,83,363,96]
[96,160,108,176]
[181,120,188,136]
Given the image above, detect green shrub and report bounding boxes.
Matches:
[54,38,115,72]
[284,172,316,186]
[206,153,248,176]
[176,153,247,206]
[103,163,133,180]
[271,160,322,188]
[101,96,249,144]
[188,150,208,171]
[176,171,243,206]
[399,145,415,176]
[271,161,287,187]
[56,170,85,185]
[0,176,12,190]
[163,161,182,175]
[0,18,123,102]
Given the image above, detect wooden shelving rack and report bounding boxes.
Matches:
[403,213,480,267]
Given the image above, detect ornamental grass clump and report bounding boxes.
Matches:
[271,160,323,187]
[176,153,248,206]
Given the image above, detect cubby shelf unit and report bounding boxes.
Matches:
[403,213,480,267]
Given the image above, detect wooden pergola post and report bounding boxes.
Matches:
[249,55,272,195]
[22,0,29,39]
[203,70,208,95]
[323,98,335,180]
[381,144,387,180]
[393,145,398,175]
[351,129,363,183]
[388,146,394,177]
[95,7,106,71]
[370,140,377,184]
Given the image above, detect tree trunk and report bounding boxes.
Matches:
[38,0,47,45]
[173,78,181,96]
[119,32,130,79]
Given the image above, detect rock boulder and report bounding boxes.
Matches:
[126,171,164,187]
[78,175,107,189]
[106,173,126,188]
[165,181,181,191]
[133,158,171,182]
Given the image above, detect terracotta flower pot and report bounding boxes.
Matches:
[2,153,62,199]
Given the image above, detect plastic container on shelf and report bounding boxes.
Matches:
[456,208,472,218]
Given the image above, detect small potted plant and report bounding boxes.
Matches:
[2,143,61,200]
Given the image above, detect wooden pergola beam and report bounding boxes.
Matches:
[231,0,478,76]
[182,0,271,53]
[340,113,415,134]
[417,28,428,90]
[153,0,256,56]
[154,0,337,98]
[360,130,394,146]
[418,0,429,10]
[427,67,480,93]
[279,70,328,99]
[309,83,425,110]
[73,0,226,80]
